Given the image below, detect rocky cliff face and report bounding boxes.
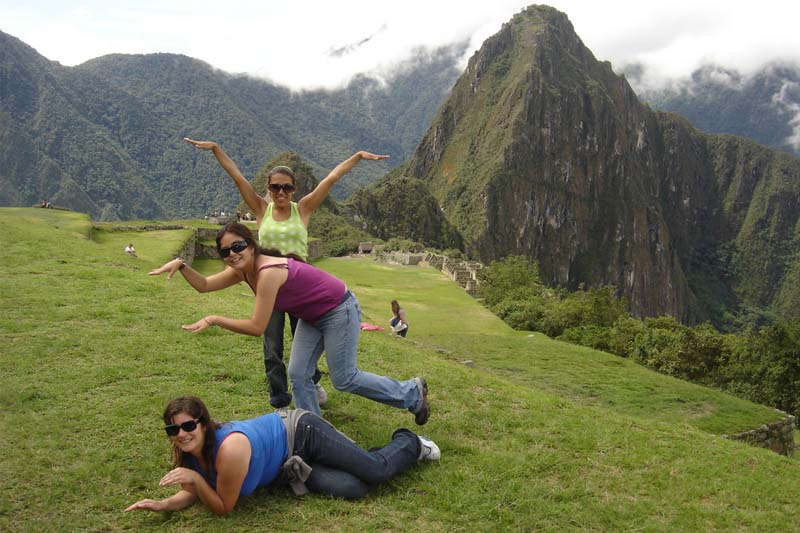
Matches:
[405,5,800,322]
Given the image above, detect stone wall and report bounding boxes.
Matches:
[722,415,796,456]
[424,253,483,297]
[100,224,186,232]
[376,251,425,266]
[177,236,197,267]
[374,251,484,297]
[308,240,322,261]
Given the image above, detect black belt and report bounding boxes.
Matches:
[339,290,353,305]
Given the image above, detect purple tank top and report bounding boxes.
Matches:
[258,259,346,323]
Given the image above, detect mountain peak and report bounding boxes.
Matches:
[405,5,800,324]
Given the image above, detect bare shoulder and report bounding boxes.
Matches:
[217,432,252,461]
[254,257,289,286]
[255,256,289,270]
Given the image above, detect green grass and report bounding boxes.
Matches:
[319,258,782,435]
[2,207,800,531]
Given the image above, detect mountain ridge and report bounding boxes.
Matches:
[0,28,463,219]
[385,5,800,324]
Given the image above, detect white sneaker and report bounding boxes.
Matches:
[275,407,289,417]
[315,383,328,406]
[418,436,440,461]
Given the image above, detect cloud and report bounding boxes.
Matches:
[1,0,799,91]
[328,25,387,58]
[772,80,800,151]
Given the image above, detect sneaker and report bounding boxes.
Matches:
[413,377,429,426]
[275,407,289,417]
[418,436,440,461]
[315,382,328,407]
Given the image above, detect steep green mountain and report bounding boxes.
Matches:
[0,32,164,220]
[347,172,463,250]
[0,29,463,219]
[396,5,800,324]
[632,63,800,157]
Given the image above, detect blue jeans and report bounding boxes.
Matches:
[288,291,422,415]
[293,413,420,499]
[263,311,321,409]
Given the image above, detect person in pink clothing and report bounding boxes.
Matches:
[149,223,430,424]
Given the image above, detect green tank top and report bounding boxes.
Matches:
[258,202,308,261]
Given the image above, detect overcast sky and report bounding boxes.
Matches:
[2,0,799,91]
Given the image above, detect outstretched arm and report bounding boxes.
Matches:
[298,151,389,225]
[128,433,250,515]
[124,489,197,513]
[148,258,242,293]
[184,138,268,220]
[190,266,287,336]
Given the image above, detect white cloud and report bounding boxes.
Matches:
[1,0,799,90]
[772,80,800,151]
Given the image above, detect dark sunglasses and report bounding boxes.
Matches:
[164,419,200,436]
[268,183,296,193]
[220,240,248,258]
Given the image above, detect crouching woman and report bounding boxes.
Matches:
[125,396,439,514]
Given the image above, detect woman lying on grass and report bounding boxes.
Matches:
[125,396,440,513]
[148,223,430,424]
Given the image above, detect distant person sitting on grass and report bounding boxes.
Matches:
[184,137,389,413]
[124,243,138,257]
[390,300,409,337]
[148,222,430,424]
[124,396,439,513]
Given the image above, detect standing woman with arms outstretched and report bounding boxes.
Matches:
[148,223,429,423]
[184,137,388,411]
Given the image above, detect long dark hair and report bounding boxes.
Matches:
[215,222,261,256]
[391,300,401,316]
[163,396,221,470]
[216,222,305,262]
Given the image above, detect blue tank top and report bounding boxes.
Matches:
[187,413,288,497]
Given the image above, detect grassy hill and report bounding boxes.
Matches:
[2,208,799,531]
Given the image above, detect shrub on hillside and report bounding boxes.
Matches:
[606,316,649,358]
[628,319,726,382]
[539,286,627,337]
[307,208,373,257]
[720,321,800,415]
[559,325,615,352]
[492,297,547,331]
[478,255,800,419]
[477,255,544,307]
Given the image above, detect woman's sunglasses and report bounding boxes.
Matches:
[220,240,248,258]
[164,419,200,436]
[268,183,296,193]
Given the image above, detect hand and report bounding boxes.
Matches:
[182,317,212,333]
[159,467,200,487]
[184,138,218,150]
[148,258,183,279]
[124,499,166,512]
[358,151,390,161]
